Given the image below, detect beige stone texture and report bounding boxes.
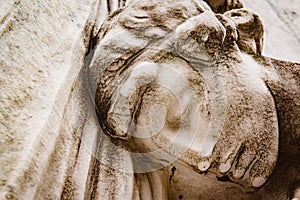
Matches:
[0,0,299,199]
[0,0,100,198]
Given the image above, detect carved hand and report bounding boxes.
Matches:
[90,1,279,190]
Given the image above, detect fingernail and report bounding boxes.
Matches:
[198,161,211,172]
[232,168,245,179]
[219,161,231,173]
[251,176,266,188]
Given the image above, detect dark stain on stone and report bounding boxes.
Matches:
[169,166,177,181]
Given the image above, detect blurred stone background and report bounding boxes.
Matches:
[244,0,300,62]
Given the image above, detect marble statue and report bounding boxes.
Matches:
[88,0,300,199]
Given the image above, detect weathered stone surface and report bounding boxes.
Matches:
[0,0,100,199]
[204,0,244,13]
[0,0,299,199]
[88,0,299,199]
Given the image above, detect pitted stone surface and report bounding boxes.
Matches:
[88,0,298,199]
[0,0,299,199]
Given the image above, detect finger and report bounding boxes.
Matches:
[196,140,240,174]
[217,141,243,174]
[247,150,278,188]
[228,143,257,180]
[107,62,158,138]
[173,11,226,61]
[198,157,213,172]
[215,13,238,41]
